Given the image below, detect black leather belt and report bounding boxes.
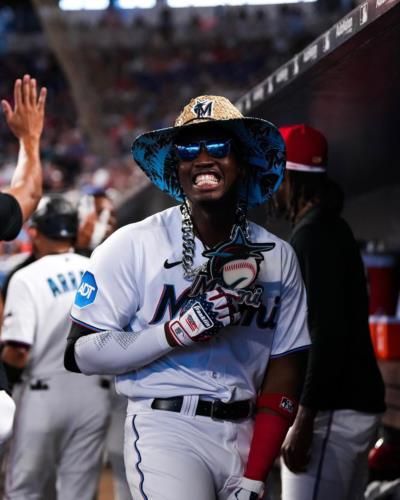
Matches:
[151,396,254,421]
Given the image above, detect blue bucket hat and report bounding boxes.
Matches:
[131,95,286,208]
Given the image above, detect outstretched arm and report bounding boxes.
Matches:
[1,74,47,222]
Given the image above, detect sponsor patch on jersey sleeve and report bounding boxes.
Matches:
[74,271,98,308]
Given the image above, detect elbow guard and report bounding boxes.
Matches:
[64,339,81,373]
[64,322,94,373]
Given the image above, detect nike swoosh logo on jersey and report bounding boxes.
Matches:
[164,259,182,269]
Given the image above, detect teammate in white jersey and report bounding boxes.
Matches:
[65,95,311,500]
[76,187,131,500]
[1,195,111,500]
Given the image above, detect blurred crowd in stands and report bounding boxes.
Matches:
[0,1,354,262]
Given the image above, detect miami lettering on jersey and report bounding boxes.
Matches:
[150,284,280,330]
[74,271,98,308]
[151,227,280,330]
[47,270,85,297]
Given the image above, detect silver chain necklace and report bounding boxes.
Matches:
[180,200,206,281]
[179,199,250,281]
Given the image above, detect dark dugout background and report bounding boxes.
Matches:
[234,0,400,248]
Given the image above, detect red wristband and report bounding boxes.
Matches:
[244,411,290,481]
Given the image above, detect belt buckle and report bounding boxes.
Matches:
[210,400,219,420]
[210,400,226,420]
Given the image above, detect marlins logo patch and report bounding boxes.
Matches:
[202,226,275,290]
[75,271,98,308]
[192,99,213,119]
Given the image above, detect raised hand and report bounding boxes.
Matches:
[1,74,47,142]
[1,75,47,222]
[166,286,241,347]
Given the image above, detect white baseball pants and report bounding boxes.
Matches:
[124,396,254,500]
[280,409,381,500]
[5,372,110,500]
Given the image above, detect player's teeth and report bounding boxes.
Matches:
[195,174,219,186]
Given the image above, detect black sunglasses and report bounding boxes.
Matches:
[174,139,232,161]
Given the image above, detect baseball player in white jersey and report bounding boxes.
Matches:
[65,95,311,500]
[1,195,111,500]
[76,187,132,500]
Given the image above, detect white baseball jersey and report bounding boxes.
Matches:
[2,252,87,377]
[71,205,310,403]
[3,251,111,500]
